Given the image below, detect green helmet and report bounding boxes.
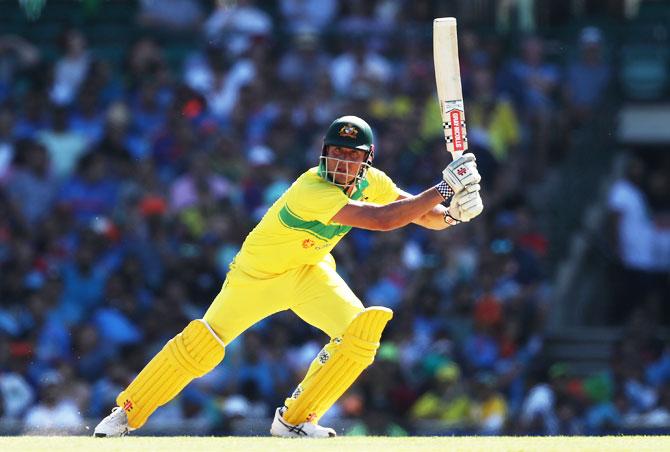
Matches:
[320,116,375,190]
[322,115,374,152]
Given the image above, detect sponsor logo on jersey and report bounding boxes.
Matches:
[338,124,359,139]
[318,349,330,364]
[302,238,333,251]
[291,385,303,399]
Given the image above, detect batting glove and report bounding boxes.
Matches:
[442,153,481,194]
[446,183,483,223]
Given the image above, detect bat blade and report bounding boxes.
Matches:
[433,17,468,160]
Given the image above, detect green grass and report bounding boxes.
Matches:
[0,436,668,452]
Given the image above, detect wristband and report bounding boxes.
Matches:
[435,181,455,202]
[444,211,461,226]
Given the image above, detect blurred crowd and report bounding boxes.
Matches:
[0,0,667,437]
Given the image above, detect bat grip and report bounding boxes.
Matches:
[451,151,463,160]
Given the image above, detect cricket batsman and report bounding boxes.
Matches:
[94,115,483,437]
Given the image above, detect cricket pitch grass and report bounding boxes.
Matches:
[1,436,668,452]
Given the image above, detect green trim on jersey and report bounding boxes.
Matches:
[350,179,369,200]
[278,204,352,241]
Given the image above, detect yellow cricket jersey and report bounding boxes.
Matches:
[233,167,398,277]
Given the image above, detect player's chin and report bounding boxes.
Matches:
[342,178,357,187]
[333,176,352,186]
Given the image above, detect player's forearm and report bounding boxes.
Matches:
[413,204,451,230]
[371,185,446,231]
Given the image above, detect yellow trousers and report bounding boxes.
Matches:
[204,256,364,345]
[204,256,366,412]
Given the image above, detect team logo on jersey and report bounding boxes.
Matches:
[338,124,358,139]
[302,238,315,248]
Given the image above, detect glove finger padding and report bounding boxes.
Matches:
[442,153,481,194]
[456,191,480,207]
[460,183,481,195]
[460,196,483,221]
[449,188,483,222]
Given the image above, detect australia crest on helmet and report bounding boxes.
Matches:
[338,124,359,139]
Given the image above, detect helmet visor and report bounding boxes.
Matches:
[319,154,371,189]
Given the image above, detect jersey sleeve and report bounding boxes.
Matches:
[285,173,350,224]
[365,167,399,205]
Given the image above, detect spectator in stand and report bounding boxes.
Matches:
[68,84,106,146]
[470,373,508,435]
[0,337,35,421]
[410,362,472,430]
[4,140,57,225]
[22,382,82,434]
[57,153,119,224]
[337,0,378,36]
[277,31,330,92]
[564,27,611,126]
[14,90,49,140]
[125,37,169,90]
[49,29,91,106]
[607,155,656,323]
[518,365,558,434]
[279,0,337,34]
[203,0,273,57]
[98,102,144,167]
[466,65,520,182]
[501,36,560,180]
[462,322,500,374]
[132,79,170,143]
[643,386,670,428]
[53,232,119,326]
[329,36,393,98]
[37,106,89,179]
[0,35,41,102]
[137,0,204,32]
[170,151,235,213]
[183,45,255,121]
[152,106,199,178]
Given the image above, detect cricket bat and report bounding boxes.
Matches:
[433,17,468,160]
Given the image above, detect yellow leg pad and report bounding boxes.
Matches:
[283,306,393,425]
[116,319,225,429]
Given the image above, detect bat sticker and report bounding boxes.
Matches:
[442,100,464,114]
[442,105,467,152]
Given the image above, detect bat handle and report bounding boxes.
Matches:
[451,151,463,160]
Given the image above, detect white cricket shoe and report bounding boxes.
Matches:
[270,407,336,438]
[94,406,133,437]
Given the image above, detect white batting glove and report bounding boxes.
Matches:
[442,153,481,194]
[445,183,483,223]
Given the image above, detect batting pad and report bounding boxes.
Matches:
[116,319,225,429]
[283,306,393,425]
